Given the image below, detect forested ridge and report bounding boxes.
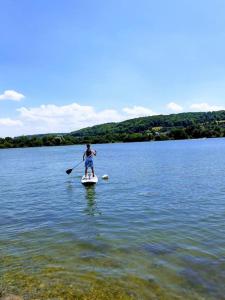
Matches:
[1,110,225,148]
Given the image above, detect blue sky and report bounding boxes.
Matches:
[0,0,225,136]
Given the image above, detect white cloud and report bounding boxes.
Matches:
[0,118,23,126]
[0,118,24,137]
[0,102,155,136]
[17,103,124,133]
[0,90,25,101]
[123,106,156,117]
[167,102,183,112]
[190,102,225,112]
[0,102,156,137]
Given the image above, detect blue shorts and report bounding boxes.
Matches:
[85,157,93,168]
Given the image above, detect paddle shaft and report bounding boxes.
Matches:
[66,154,93,174]
[71,160,83,170]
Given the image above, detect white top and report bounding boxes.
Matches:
[81,174,98,185]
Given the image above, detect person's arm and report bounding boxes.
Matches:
[83,152,86,161]
[93,150,97,156]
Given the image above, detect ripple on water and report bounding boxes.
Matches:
[142,242,180,256]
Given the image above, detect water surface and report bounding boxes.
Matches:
[1,139,225,299]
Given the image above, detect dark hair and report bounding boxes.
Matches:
[86,144,90,148]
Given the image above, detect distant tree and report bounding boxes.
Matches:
[169,128,188,140]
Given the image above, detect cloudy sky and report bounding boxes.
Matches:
[0,0,225,137]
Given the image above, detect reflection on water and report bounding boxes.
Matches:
[85,185,96,201]
[84,186,100,216]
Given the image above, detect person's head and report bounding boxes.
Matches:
[86,144,90,149]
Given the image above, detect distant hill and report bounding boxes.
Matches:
[1,110,225,148]
[70,110,225,142]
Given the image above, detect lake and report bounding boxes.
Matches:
[0,139,225,299]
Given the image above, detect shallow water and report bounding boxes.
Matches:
[1,139,225,299]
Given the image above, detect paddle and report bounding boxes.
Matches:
[66,160,83,175]
[66,154,93,175]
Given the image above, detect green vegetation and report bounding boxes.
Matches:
[0,255,182,300]
[1,111,225,148]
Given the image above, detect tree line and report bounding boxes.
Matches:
[1,111,225,149]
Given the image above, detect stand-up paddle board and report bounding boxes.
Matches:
[81,174,98,186]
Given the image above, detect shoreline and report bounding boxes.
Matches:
[0,136,223,150]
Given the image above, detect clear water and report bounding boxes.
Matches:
[0,139,225,299]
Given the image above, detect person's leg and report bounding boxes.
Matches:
[91,167,95,177]
[85,167,88,177]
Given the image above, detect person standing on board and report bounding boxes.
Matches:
[83,144,97,177]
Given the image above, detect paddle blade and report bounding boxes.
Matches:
[66,168,73,175]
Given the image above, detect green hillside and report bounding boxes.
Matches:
[70,110,225,143]
[0,110,225,148]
